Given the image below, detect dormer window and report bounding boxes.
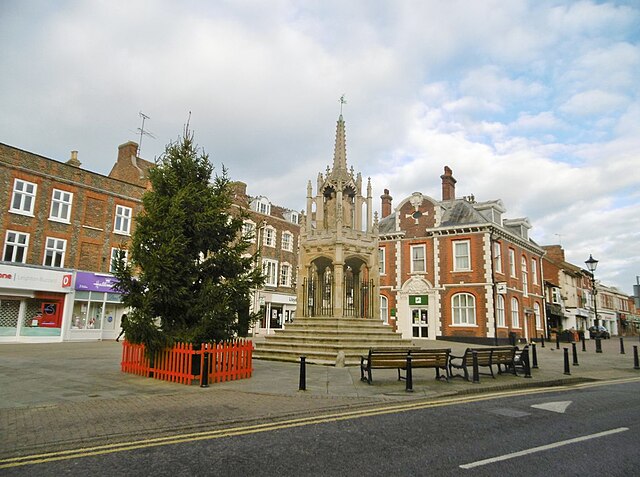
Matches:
[251,196,271,216]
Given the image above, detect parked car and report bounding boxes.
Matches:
[589,325,610,339]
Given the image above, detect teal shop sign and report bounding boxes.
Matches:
[409,295,428,306]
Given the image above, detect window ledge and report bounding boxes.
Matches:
[49,218,71,225]
[450,324,478,327]
[9,210,35,217]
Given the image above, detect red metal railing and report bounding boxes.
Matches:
[121,339,253,385]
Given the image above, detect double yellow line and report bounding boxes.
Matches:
[3,376,639,469]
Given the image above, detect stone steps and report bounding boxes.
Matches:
[254,316,413,366]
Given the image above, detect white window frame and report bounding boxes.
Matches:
[410,244,426,273]
[242,220,256,243]
[43,237,67,268]
[3,230,29,263]
[534,302,542,329]
[262,259,278,287]
[281,231,293,252]
[114,205,132,235]
[10,178,37,216]
[496,294,506,327]
[521,256,528,297]
[531,258,538,285]
[493,242,502,273]
[511,297,520,328]
[509,249,516,277]
[452,293,476,326]
[379,248,386,275]
[110,247,129,273]
[279,262,291,287]
[263,226,276,248]
[380,295,389,324]
[453,240,470,271]
[49,188,73,223]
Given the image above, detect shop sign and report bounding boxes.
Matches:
[0,264,73,293]
[75,272,120,293]
[268,293,297,305]
[409,295,428,306]
[496,282,507,294]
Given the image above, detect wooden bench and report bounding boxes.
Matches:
[448,346,517,381]
[360,348,451,385]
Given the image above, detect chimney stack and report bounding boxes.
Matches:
[380,189,393,218]
[118,141,139,163]
[441,166,457,201]
[66,150,81,167]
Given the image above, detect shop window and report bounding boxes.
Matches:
[43,237,66,268]
[49,189,73,223]
[3,230,29,263]
[0,299,21,332]
[114,205,132,235]
[452,293,476,325]
[10,178,37,216]
[71,291,107,329]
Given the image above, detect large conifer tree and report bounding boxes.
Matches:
[113,130,263,353]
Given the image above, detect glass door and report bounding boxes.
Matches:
[412,308,428,338]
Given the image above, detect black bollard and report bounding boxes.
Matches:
[405,355,414,392]
[595,337,602,353]
[299,356,306,391]
[572,342,579,366]
[540,334,545,348]
[563,348,571,375]
[200,350,210,388]
[523,347,532,378]
[634,346,639,370]
[472,350,480,384]
[531,342,538,369]
[620,337,625,355]
[582,335,586,352]
[556,333,560,350]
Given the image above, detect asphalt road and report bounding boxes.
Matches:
[3,379,639,476]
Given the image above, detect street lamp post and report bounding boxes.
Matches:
[585,254,602,353]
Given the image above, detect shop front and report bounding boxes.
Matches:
[254,291,297,335]
[65,272,128,341]
[0,263,73,343]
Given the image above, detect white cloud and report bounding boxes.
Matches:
[560,90,629,116]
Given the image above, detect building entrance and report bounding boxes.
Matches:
[412,308,428,338]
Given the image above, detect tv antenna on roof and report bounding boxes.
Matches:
[136,111,155,157]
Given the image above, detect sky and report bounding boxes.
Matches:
[1,0,639,295]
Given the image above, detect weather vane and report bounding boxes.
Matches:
[339,94,347,115]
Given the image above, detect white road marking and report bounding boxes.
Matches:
[531,401,572,413]
[460,427,629,469]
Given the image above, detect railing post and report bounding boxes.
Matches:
[299,356,306,391]
[556,333,560,350]
[595,337,603,353]
[200,346,209,388]
[523,347,532,378]
[563,348,571,375]
[572,342,579,366]
[472,350,480,384]
[582,334,586,352]
[531,342,538,369]
[620,337,625,355]
[405,355,414,392]
[540,334,545,348]
[634,346,639,370]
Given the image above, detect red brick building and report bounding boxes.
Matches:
[0,141,151,342]
[378,167,546,344]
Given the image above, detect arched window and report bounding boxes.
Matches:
[511,297,520,328]
[452,293,476,325]
[534,302,542,329]
[496,294,505,327]
[380,295,388,324]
